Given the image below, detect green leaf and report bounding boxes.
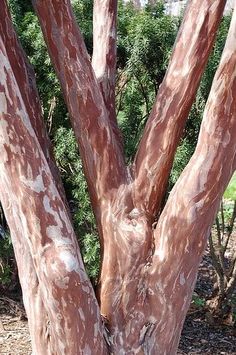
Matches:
[224,173,236,200]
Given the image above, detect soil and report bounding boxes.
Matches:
[0,297,31,355]
[0,249,235,354]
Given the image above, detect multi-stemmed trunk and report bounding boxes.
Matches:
[1,0,236,354]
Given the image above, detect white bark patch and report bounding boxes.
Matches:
[78,307,85,322]
[82,344,92,355]
[128,208,140,219]
[43,195,52,213]
[119,219,145,235]
[222,130,231,147]
[20,173,45,193]
[16,107,35,137]
[54,276,69,289]
[59,250,80,273]
[154,247,166,262]
[94,322,99,338]
[179,273,186,285]
[0,92,7,113]
[0,121,11,163]
[0,49,13,107]
[46,226,71,247]
[43,195,65,230]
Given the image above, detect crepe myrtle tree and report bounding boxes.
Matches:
[0,0,235,353]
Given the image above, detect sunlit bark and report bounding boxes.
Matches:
[32,0,127,214]
[92,0,117,123]
[146,11,236,351]
[96,0,227,337]
[100,5,236,353]
[1,0,236,354]
[0,32,107,355]
[133,0,227,217]
[0,2,69,352]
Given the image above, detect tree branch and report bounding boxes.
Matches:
[92,0,118,125]
[32,0,127,211]
[0,0,68,209]
[216,211,226,273]
[209,233,226,297]
[145,7,236,352]
[133,0,226,218]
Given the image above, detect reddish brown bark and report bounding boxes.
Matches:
[0,3,71,352]
[32,0,127,217]
[1,0,236,354]
[0,17,107,355]
[0,0,68,208]
[92,0,123,150]
[133,0,227,217]
[92,0,117,123]
[146,13,236,350]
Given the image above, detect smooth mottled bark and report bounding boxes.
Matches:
[92,0,123,150]
[146,11,236,351]
[99,4,236,353]
[92,0,118,124]
[1,0,236,354]
[0,34,107,355]
[0,0,68,208]
[0,2,70,352]
[32,0,127,216]
[133,0,227,217]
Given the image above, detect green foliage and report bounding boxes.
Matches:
[0,233,13,286]
[71,0,93,54]
[192,294,205,308]
[117,2,178,159]
[81,234,100,280]
[53,127,99,278]
[170,139,195,185]
[224,173,236,200]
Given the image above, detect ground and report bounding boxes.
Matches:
[0,249,235,354]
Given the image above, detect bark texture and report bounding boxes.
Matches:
[0,9,107,354]
[0,2,68,352]
[1,0,236,354]
[32,0,127,215]
[92,0,118,125]
[133,0,227,217]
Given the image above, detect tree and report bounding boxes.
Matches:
[0,0,235,353]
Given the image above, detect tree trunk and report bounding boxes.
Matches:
[1,0,236,354]
[0,4,107,353]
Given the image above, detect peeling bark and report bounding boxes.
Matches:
[92,0,117,124]
[1,0,236,353]
[0,3,69,352]
[99,5,236,353]
[92,0,124,151]
[0,0,68,208]
[134,0,226,217]
[32,0,127,214]
[0,35,107,354]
